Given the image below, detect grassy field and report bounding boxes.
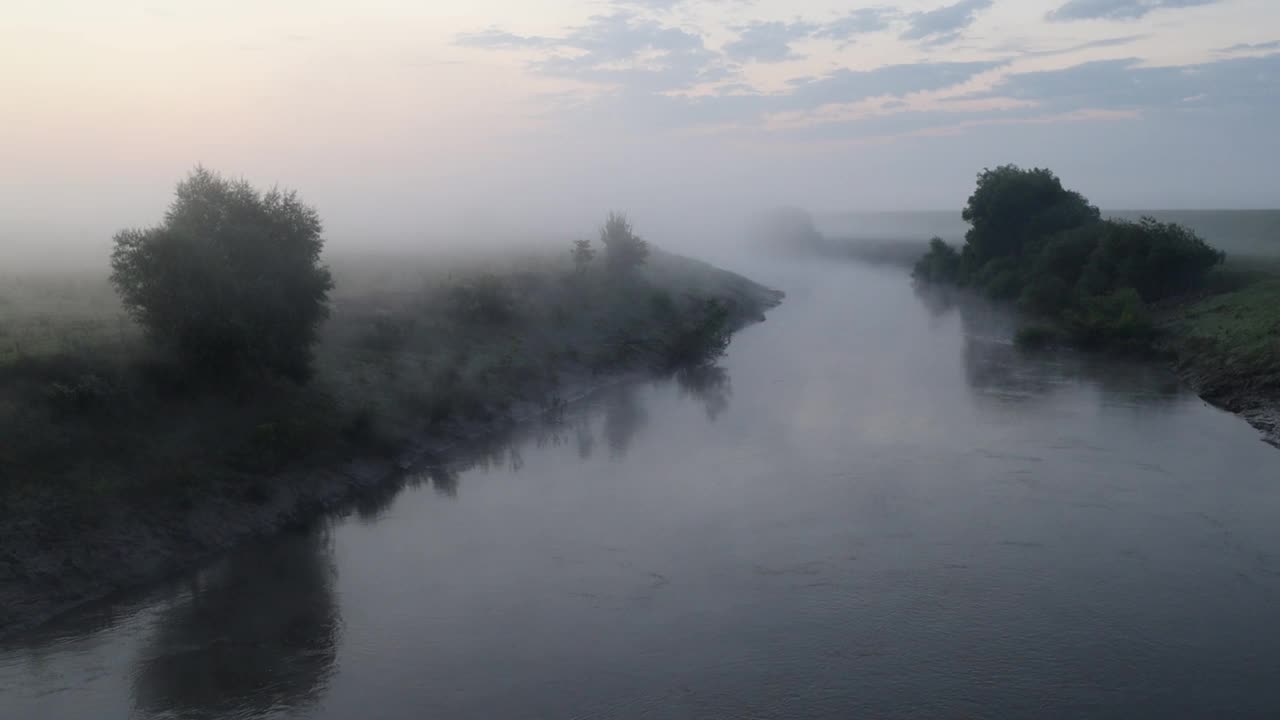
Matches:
[1167,256,1280,401]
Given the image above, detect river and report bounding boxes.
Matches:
[4,257,1280,719]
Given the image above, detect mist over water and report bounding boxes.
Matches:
[5,255,1280,719]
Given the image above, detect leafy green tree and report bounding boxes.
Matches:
[110,167,334,382]
[600,212,649,276]
[961,165,1100,266]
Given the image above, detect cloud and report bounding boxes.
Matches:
[458,14,727,92]
[783,61,1001,110]
[901,0,993,44]
[540,60,1004,138]
[1046,0,1219,22]
[612,0,686,9]
[988,52,1280,112]
[724,21,817,62]
[813,9,895,43]
[544,14,727,92]
[1219,40,1280,52]
[456,28,557,49]
[723,10,895,63]
[1001,34,1147,57]
[609,0,755,10]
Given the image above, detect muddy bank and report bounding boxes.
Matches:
[1176,365,1280,448]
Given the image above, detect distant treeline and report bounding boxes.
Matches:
[912,165,1225,350]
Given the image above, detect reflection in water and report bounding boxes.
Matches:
[913,283,1182,407]
[350,365,715,516]
[674,365,732,421]
[10,262,1280,720]
[131,530,339,719]
[602,384,649,459]
[575,416,596,460]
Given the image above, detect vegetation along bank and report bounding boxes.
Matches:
[0,169,783,635]
[913,165,1279,445]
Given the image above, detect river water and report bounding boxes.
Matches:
[4,258,1280,719]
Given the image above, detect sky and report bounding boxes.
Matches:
[2,0,1278,252]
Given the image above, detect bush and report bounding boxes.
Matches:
[1077,217,1224,302]
[914,165,1224,354]
[110,168,333,382]
[1062,288,1156,350]
[975,258,1023,300]
[1018,276,1073,316]
[912,238,961,283]
[656,297,733,369]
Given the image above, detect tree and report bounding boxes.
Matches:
[599,212,649,276]
[961,165,1100,266]
[110,167,334,382]
[570,237,596,274]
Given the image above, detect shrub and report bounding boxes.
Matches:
[975,258,1023,300]
[1018,276,1073,316]
[1077,217,1224,302]
[600,212,649,277]
[1062,288,1156,350]
[914,165,1224,355]
[110,168,333,382]
[912,238,961,283]
[657,297,733,369]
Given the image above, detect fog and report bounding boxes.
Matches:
[4,0,1279,271]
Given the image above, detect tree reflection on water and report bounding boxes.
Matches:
[131,530,340,719]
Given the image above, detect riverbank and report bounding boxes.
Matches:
[813,236,1280,446]
[0,248,783,637]
[1161,259,1280,446]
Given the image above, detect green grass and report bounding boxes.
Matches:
[1169,264,1280,397]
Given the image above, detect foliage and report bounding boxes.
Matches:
[652,295,734,369]
[914,164,1225,353]
[1013,324,1058,350]
[1076,217,1224,301]
[570,238,596,274]
[961,165,1100,266]
[4,225,781,506]
[110,167,333,382]
[600,212,649,276]
[912,237,961,283]
[1060,288,1156,350]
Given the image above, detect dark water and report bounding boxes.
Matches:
[5,259,1280,719]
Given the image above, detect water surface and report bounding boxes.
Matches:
[4,259,1280,719]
